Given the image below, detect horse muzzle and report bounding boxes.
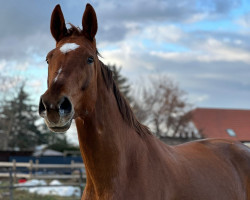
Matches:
[39,95,74,133]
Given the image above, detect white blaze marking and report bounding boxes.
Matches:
[58,67,62,74]
[54,67,62,83]
[60,43,80,54]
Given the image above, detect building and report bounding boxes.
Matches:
[191,108,250,145]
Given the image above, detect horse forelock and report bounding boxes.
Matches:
[66,24,83,37]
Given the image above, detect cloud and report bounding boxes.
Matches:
[0,0,249,112]
[0,60,7,71]
[0,0,249,146]
[98,25,129,42]
[143,25,184,43]
[0,74,23,93]
[94,0,242,43]
[196,0,241,15]
[96,0,240,24]
[0,0,243,60]
[0,1,56,62]
[99,25,250,108]
[0,1,49,38]
[150,38,250,63]
[27,80,43,93]
[236,12,250,28]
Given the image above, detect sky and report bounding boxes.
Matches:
[0,0,250,144]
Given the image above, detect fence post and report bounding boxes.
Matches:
[35,159,39,175]
[79,168,84,197]
[71,160,75,179]
[9,168,13,200]
[12,159,16,183]
[29,160,33,179]
[71,160,75,168]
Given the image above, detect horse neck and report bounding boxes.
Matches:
[75,61,148,195]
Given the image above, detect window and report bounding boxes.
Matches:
[226,129,236,137]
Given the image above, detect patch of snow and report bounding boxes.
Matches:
[33,149,63,157]
[50,180,62,186]
[15,179,46,187]
[16,179,81,197]
[35,144,48,151]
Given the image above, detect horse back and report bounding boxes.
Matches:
[227,140,250,199]
[171,139,250,200]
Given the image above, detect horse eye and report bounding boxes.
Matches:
[46,58,49,64]
[87,56,94,64]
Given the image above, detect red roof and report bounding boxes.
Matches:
[191,108,250,141]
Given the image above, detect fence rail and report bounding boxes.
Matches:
[0,161,85,169]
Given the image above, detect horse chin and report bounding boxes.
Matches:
[48,119,73,133]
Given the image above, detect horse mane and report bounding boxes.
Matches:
[100,62,151,137]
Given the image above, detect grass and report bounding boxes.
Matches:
[0,189,81,200]
[4,190,80,200]
[6,190,80,200]
[1,190,80,200]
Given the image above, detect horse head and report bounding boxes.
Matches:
[39,4,98,132]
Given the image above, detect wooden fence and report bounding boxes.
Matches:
[0,160,86,200]
[0,160,86,182]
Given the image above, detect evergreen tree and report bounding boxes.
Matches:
[0,85,65,150]
[38,123,65,147]
[108,64,147,122]
[0,85,40,150]
[48,134,80,153]
[109,64,132,102]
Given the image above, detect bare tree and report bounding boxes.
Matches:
[135,75,194,138]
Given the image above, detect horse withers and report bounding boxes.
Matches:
[39,3,250,200]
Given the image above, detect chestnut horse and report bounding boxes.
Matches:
[39,4,250,200]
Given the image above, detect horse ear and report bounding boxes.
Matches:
[50,4,67,42]
[82,4,98,41]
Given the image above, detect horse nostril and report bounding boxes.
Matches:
[58,96,72,116]
[39,97,46,117]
